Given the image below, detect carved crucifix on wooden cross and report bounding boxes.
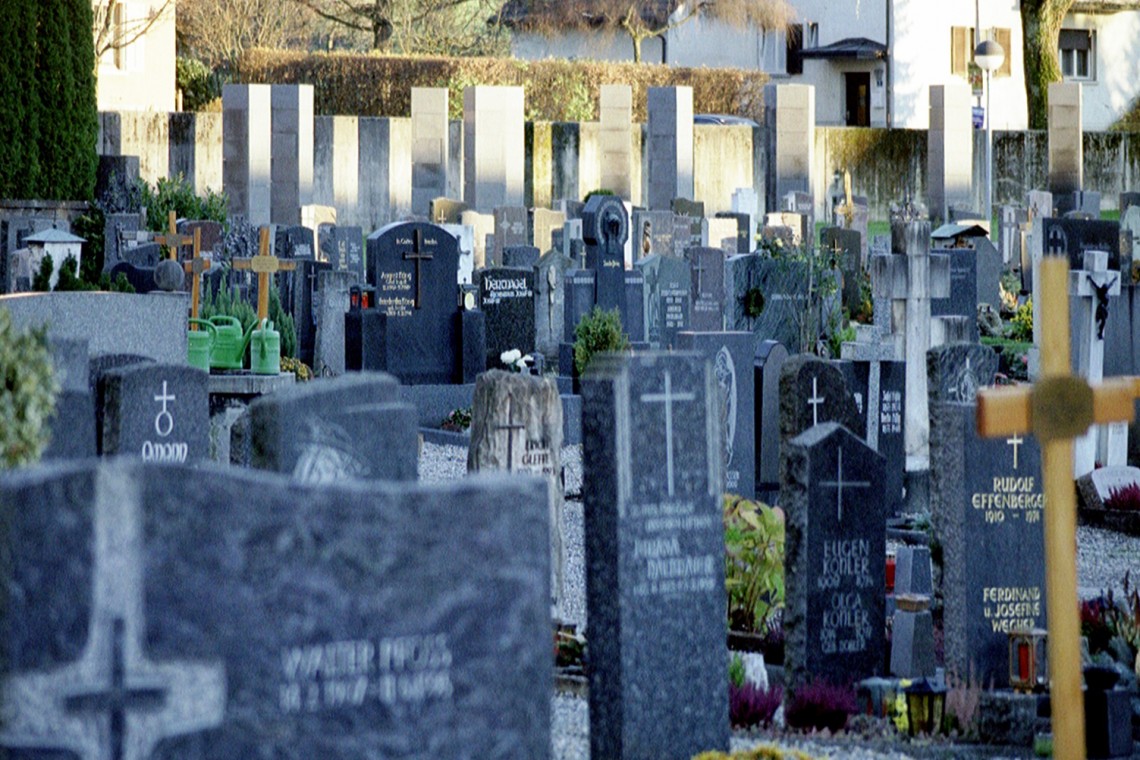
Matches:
[977,257,1140,760]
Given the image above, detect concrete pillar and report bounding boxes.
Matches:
[223,84,272,225]
[928,83,973,222]
[463,86,525,212]
[646,86,694,210]
[412,87,450,216]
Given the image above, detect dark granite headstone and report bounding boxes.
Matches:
[97,362,209,464]
[926,343,999,404]
[778,355,861,448]
[535,249,574,358]
[102,212,143,272]
[636,254,691,348]
[931,248,980,341]
[367,221,468,384]
[726,254,839,355]
[631,209,677,260]
[275,225,315,260]
[42,337,96,461]
[1053,189,1100,218]
[687,246,726,332]
[836,357,906,513]
[930,400,1046,686]
[222,217,256,261]
[249,372,417,482]
[782,423,887,693]
[0,460,551,758]
[479,267,537,369]
[676,331,757,498]
[321,225,366,281]
[292,259,332,367]
[179,220,225,255]
[502,245,540,269]
[121,242,162,268]
[754,340,789,501]
[562,268,597,342]
[821,227,863,317]
[1042,217,1121,272]
[582,195,628,317]
[108,262,158,294]
[623,270,646,344]
[581,352,728,758]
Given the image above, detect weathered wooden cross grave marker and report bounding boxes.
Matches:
[977,257,1138,760]
[182,228,209,329]
[232,226,297,322]
[153,210,193,261]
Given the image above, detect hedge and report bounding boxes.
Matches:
[235,49,768,122]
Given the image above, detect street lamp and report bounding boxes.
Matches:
[975,38,1005,229]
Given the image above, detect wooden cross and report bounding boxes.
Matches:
[977,257,1140,760]
[181,228,210,329]
[153,210,193,261]
[231,227,297,323]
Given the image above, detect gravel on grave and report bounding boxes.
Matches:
[420,441,1140,760]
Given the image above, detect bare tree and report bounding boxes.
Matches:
[179,0,314,69]
[293,0,506,53]
[516,0,795,63]
[93,0,175,64]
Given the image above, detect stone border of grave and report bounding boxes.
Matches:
[1077,507,1140,538]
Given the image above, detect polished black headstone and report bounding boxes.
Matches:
[322,225,366,280]
[637,254,691,348]
[1042,217,1120,272]
[931,248,979,341]
[582,195,628,317]
[754,340,789,501]
[479,267,536,369]
[687,246,726,332]
[96,362,209,464]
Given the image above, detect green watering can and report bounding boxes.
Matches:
[207,315,248,370]
[249,318,281,376]
[186,319,217,371]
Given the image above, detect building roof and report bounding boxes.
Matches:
[24,228,86,245]
[499,0,678,30]
[931,223,989,240]
[800,37,887,61]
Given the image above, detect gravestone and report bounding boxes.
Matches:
[821,227,863,317]
[687,246,726,332]
[367,221,482,384]
[292,258,332,367]
[430,197,468,225]
[778,355,861,455]
[1071,250,1123,474]
[582,352,727,758]
[725,255,810,353]
[1042,217,1120,272]
[0,459,552,758]
[931,247,980,341]
[102,212,143,272]
[274,224,315,260]
[582,194,630,319]
[705,217,740,253]
[782,423,887,693]
[479,266,536,369]
[42,337,96,461]
[535,249,574,359]
[930,398,1046,686]
[927,343,999,404]
[754,340,789,502]
[676,332,756,498]
[439,222,476,284]
[672,198,705,253]
[319,225,366,281]
[503,245,540,269]
[249,372,418,482]
[764,84,814,214]
[637,254,691,348]
[731,188,759,253]
[632,209,677,261]
[999,206,1029,267]
[715,212,752,254]
[97,363,209,464]
[1077,465,1140,510]
[646,87,694,210]
[313,269,356,375]
[492,206,529,267]
[467,370,565,608]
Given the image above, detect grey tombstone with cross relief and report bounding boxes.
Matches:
[468,370,565,610]
[0,459,552,759]
[97,363,209,464]
[582,351,728,759]
[821,226,863,318]
[687,246,726,332]
[782,422,887,694]
[778,355,861,458]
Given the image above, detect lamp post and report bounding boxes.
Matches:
[975,39,1005,229]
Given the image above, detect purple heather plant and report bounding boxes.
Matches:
[1105,483,1140,512]
[785,678,858,733]
[729,683,783,729]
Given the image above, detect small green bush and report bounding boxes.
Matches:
[140,175,227,232]
[177,56,222,112]
[573,306,630,376]
[724,494,785,635]
[1009,297,1033,342]
[0,309,59,468]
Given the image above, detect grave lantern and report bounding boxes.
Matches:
[885,550,897,592]
[904,677,946,736]
[1008,628,1048,692]
[857,676,897,718]
[350,285,362,311]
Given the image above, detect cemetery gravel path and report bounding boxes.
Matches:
[419,442,1140,760]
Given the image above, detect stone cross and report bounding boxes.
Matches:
[493,395,525,472]
[871,221,950,458]
[153,211,193,261]
[232,226,297,323]
[977,256,1140,760]
[1071,250,1122,475]
[0,476,226,759]
[640,369,697,497]
[181,228,210,329]
[402,228,433,309]
[819,446,870,523]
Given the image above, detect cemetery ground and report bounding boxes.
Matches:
[419,439,1140,760]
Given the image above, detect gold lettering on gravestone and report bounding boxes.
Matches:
[377,271,415,317]
[982,586,1044,633]
[970,476,1044,525]
[278,634,454,714]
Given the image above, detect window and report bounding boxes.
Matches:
[785,22,817,76]
[1059,29,1094,80]
[952,26,1012,78]
[761,28,787,74]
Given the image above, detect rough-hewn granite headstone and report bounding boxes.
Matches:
[249,372,417,482]
[836,348,906,513]
[97,363,209,464]
[676,331,756,498]
[926,343,999,404]
[782,423,887,694]
[468,370,564,607]
[478,267,536,369]
[582,352,728,758]
[929,399,1046,686]
[779,355,861,456]
[0,460,551,758]
[1076,465,1140,511]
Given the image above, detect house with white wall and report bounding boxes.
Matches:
[94,0,176,113]
[507,0,1140,131]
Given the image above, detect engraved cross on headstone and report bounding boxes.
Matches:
[808,377,825,428]
[493,396,525,471]
[819,447,870,523]
[841,326,901,451]
[0,473,226,760]
[403,229,433,309]
[640,370,697,497]
[1007,434,1023,469]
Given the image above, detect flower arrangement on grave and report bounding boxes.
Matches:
[1080,572,1140,681]
[572,306,630,376]
[729,681,784,729]
[693,746,817,760]
[0,309,58,468]
[499,348,533,373]
[724,494,785,641]
[441,407,472,432]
